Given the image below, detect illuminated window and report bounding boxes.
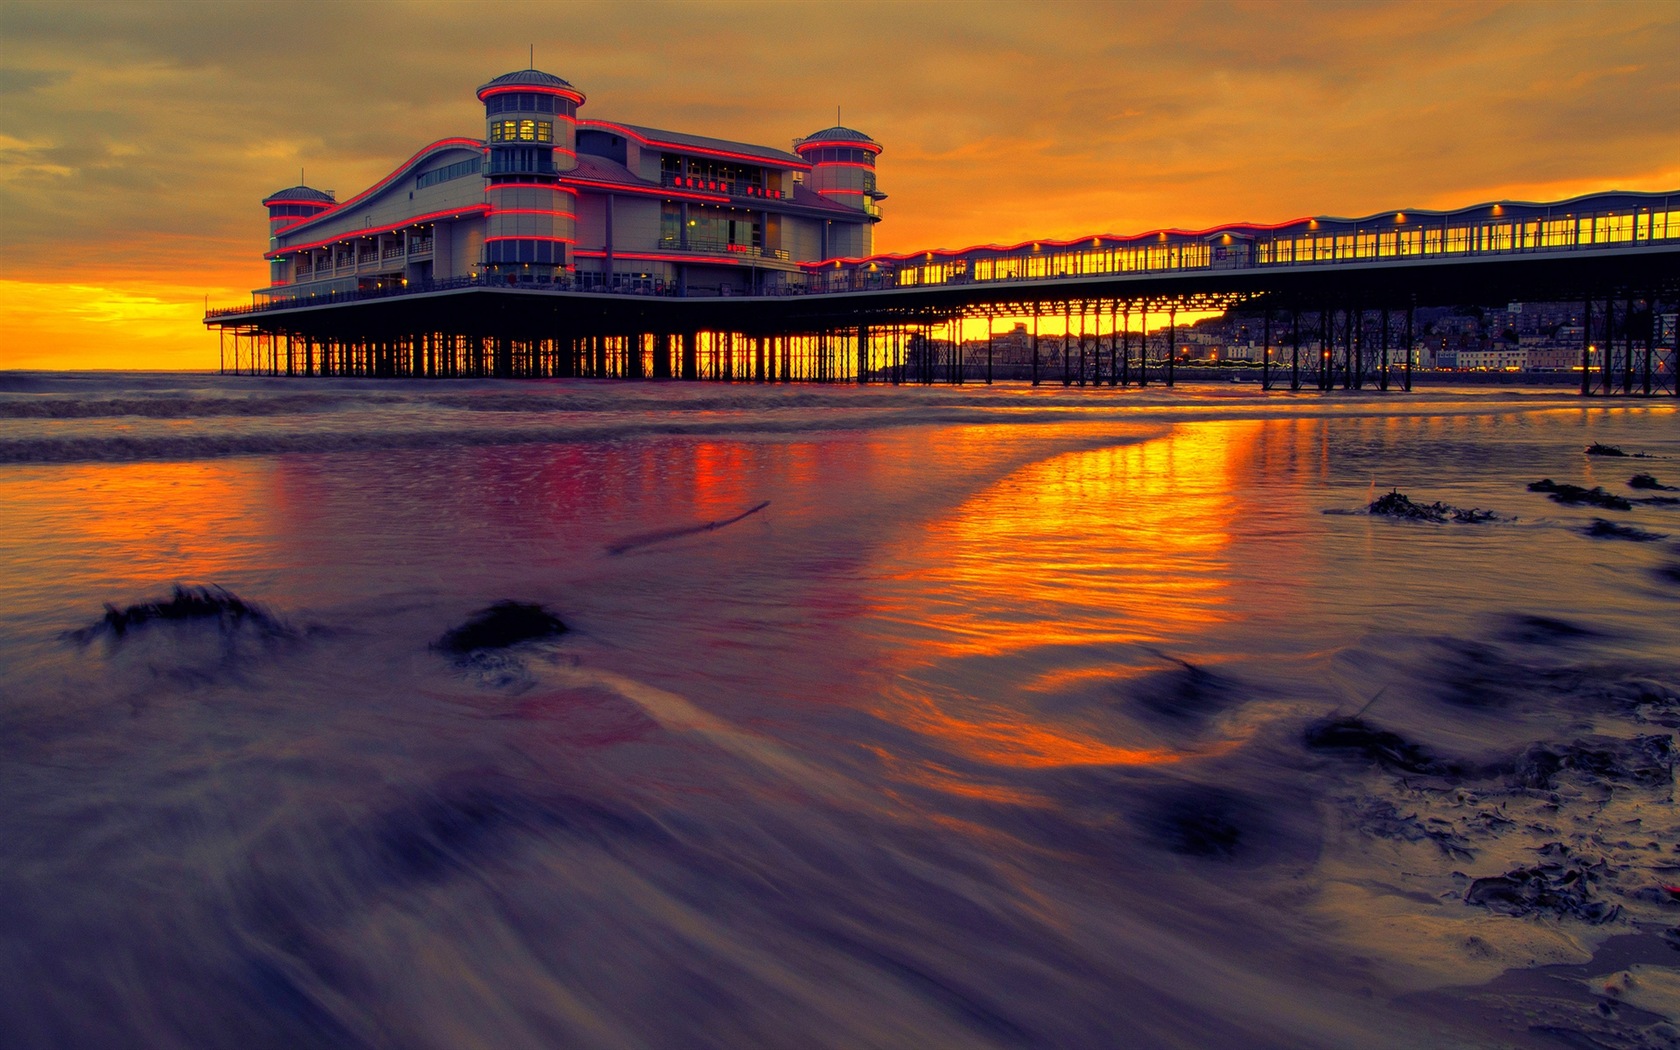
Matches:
[536,121,552,143]
[519,120,536,141]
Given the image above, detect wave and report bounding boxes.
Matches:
[0,407,1043,464]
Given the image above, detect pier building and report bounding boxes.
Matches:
[211,69,1679,397]
[259,68,883,303]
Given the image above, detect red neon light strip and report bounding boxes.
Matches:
[573,249,762,265]
[485,235,576,244]
[488,183,580,194]
[561,176,730,204]
[796,139,882,155]
[276,138,487,236]
[477,85,585,104]
[579,120,812,170]
[267,204,491,258]
[817,188,866,196]
[808,160,876,171]
[490,209,579,220]
[263,199,334,211]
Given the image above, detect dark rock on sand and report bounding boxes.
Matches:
[1140,784,1249,858]
[1367,489,1501,523]
[1512,736,1675,790]
[436,601,567,656]
[1123,651,1239,723]
[1464,844,1621,924]
[1303,716,1453,776]
[1583,519,1668,542]
[1499,614,1600,645]
[1528,479,1635,510]
[1349,798,1476,859]
[70,584,289,644]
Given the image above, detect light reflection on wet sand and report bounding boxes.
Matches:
[3,388,1679,1049]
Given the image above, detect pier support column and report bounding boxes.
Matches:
[1165,304,1176,387]
[1379,307,1390,392]
[682,332,698,381]
[1582,296,1594,395]
[1290,308,1301,391]
[1404,305,1414,392]
[1031,307,1041,387]
[1624,293,1636,395]
[1601,297,1613,395]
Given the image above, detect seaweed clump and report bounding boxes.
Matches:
[435,601,567,656]
[1512,735,1674,791]
[1582,519,1667,542]
[1585,442,1629,457]
[1303,716,1452,776]
[1628,473,1673,490]
[1464,845,1621,924]
[70,584,287,644]
[1367,490,1501,524]
[1528,479,1634,510]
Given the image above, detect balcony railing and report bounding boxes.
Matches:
[657,236,790,261]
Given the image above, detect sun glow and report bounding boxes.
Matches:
[1,280,245,371]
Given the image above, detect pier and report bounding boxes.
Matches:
[209,200,1680,397]
[205,67,1680,397]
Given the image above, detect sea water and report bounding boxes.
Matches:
[2,372,1678,1049]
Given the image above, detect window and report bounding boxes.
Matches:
[486,94,559,115]
[416,157,482,189]
[490,119,552,143]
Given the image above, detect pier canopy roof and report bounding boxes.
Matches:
[795,126,881,155]
[584,120,808,168]
[262,185,335,206]
[261,137,486,251]
[476,68,585,104]
[809,189,1679,270]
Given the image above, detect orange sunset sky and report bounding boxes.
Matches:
[2,0,1679,371]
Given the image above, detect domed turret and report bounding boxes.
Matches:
[263,185,334,285]
[477,68,586,283]
[794,125,883,257]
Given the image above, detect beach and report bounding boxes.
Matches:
[2,373,1678,1049]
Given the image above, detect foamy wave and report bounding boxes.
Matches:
[0,408,1021,464]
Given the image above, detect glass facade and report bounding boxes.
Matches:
[804,147,874,164]
[660,202,761,253]
[857,204,1680,290]
[416,157,482,189]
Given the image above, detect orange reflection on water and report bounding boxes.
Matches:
[877,419,1269,661]
[892,688,1195,769]
[0,459,279,618]
[855,419,1282,775]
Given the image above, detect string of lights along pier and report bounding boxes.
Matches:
[207,67,1680,396]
